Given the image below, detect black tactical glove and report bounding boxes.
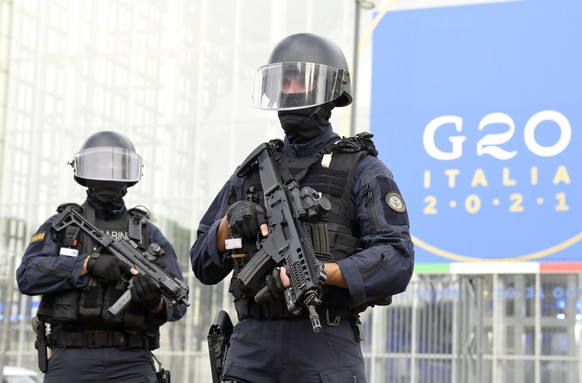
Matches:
[226,201,267,240]
[254,267,287,305]
[86,253,131,285]
[131,274,163,311]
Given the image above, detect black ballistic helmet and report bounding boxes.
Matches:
[253,33,353,110]
[71,131,143,187]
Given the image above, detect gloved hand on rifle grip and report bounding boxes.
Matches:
[254,267,287,304]
[131,274,163,311]
[86,253,131,285]
[226,201,267,240]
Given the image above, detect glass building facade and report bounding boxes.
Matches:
[0,1,579,382]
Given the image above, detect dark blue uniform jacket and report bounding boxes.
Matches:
[17,198,187,325]
[190,129,414,310]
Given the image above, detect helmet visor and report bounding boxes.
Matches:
[73,147,142,183]
[253,62,345,111]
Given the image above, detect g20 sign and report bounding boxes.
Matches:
[370,0,581,265]
[422,110,571,216]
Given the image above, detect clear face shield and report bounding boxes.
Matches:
[253,62,346,111]
[73,147,143,183]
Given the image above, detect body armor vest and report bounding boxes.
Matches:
[231,133,377,317]
[37,203,159,334]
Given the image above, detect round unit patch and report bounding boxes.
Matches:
[386,192,406,213]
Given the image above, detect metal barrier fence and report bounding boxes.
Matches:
[1,271,581,382]
[360,274,581,383]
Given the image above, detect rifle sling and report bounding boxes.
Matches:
[81,202,97,254]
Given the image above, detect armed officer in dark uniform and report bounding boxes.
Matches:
[190,33,414,383]
[17,131,188,383]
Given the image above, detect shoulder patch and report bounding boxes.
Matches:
[386,192,406,213]
[30,232,46,244]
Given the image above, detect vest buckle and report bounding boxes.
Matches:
[325,308,341,327]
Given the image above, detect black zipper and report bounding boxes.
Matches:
[364,183,381,233]
[360,253,386,277]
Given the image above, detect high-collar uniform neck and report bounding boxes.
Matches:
[281,128,341,158]
[86,195,127,220]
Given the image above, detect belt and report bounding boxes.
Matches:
[235,296,354,325]
[50,330,151,349]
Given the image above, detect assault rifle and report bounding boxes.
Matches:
[52,205,190,315]
[236,141,330,333]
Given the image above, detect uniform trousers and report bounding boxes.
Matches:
[222,317,367,383]
[43,346,157,383]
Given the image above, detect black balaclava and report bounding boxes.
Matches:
[85,180,128,210]
[278,102,335,144]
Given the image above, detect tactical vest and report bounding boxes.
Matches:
[37,203,159,335]
[231,133,379,319]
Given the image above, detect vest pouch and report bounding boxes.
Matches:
[308,224,333,263]
[331,232,361,261]
[100,281,126,325]
[121,301,148,331]
[36,295,54,321]
[100,279,149,331]
[51,289,80,322]
[78,278,104,321]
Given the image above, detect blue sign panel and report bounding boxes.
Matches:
[370,0,581,263]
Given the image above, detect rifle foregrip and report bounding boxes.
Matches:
[108,289,132,316]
